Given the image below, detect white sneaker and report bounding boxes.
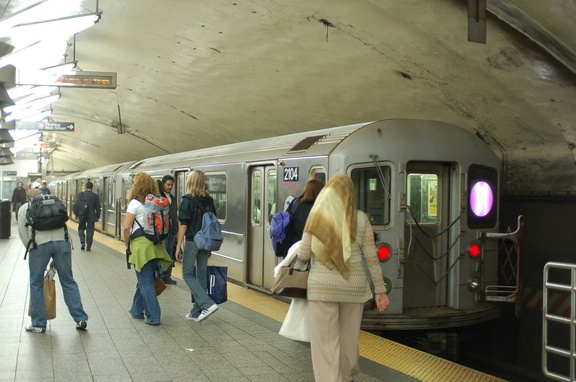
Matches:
[185,312,199,321]
[196,304,219,322]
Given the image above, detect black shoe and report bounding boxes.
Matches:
[86,248,91,252]
[81,244,85,251]
[76,320,87,330]
[162,277,177,285]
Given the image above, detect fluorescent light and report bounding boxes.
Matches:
[21,109,52,122]
[0,41,42,70]
[16,63,78,86]
[6,86,57,105]
[3,93,60,115]
[9,13,101,47]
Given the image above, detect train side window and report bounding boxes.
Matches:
[351,166,391,226]
[406,173,438,225]
[251,172,262,226]
[310,167,326,184]
[205,173,227,220]
[267,170,277,223]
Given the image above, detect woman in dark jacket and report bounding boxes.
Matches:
[287,179,325,246]
[175,170,219,322]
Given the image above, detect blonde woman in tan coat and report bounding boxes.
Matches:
[297,174,389,382]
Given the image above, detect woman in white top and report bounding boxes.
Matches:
[123,172,172,325]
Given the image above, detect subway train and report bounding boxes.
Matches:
[53,119,521,331]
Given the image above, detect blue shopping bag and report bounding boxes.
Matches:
[207,266,228,304]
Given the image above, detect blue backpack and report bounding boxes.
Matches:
[190,198,223,251]
[270,211,293,257]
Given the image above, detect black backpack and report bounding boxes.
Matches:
[24,194,69,259]
[72,192,88,219]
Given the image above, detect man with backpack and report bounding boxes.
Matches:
[77,182,101,251]
[18,188,89,333]
[158,175,179,285]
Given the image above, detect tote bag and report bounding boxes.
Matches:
[279,298,310,342]
[28,268,56,320]
[207,266,228,304]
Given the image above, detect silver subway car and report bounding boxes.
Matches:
[56,119,518,331]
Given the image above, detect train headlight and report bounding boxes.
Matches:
[467,274,481,292]
[467,241,481,259]
[376,243,392,262]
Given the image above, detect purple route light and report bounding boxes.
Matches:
[469,181,494,217]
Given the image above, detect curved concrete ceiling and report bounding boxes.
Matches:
[3,0,576,194]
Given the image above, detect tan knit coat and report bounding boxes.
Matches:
[298,211,387,303]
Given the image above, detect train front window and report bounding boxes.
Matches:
[351,166,391,226]
[406,173,438,225]
[206,173,227,220]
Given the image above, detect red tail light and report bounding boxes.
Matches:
[377,243,392,262]
[468,242,481,259]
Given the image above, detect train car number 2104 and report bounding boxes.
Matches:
[283,167,299,181]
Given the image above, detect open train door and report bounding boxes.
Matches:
[246,165,278,292]
[403,162,451,312]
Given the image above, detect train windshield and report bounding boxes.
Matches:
[351,166,391,226]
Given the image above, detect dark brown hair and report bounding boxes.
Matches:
[299,179,325,203]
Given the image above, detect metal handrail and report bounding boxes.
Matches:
[542,262,576,382]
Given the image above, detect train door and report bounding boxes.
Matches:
[103,177,115,235]
[247,165,277,291]
[403,162,451,309]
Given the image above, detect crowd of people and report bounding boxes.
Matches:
[15,173,389,381]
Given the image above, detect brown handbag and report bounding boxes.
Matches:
[154,276,166,296]
[271,259,309,298]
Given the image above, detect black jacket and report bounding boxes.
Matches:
[12,187,27,205]
[79,190,101,223]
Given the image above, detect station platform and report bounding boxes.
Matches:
[0,219,506,382]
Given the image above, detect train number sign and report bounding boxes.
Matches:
[283,167,299,181]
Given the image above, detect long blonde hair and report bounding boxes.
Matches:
[128,172,159,202]
[185,170,208,197]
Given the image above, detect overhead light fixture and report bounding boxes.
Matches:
[3,93,60,116]
[8,12,101,47]
[0,40,42,70]
[3,86,58,104]
[0,0,89,38]
[16,63,78,86]
[21,109,52,122]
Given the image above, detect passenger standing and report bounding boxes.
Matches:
[25,184,32,200]
[40,181,51,195]
[11,182,27,221]
[175,170,219,322]
[296,174,389,382]
[77,182,101,252]
[124,173,172,326]
[158,175,178,285]
[284,179,324,255]
[18,188,89,333]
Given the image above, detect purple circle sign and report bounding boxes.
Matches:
[470,181,494,217]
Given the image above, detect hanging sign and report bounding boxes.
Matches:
[16,121,75,131]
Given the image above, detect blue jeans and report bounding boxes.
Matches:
[28,241,88,328]
[182,241,215,316]
[130,258,161,324]
[161,232,176,278]
[78,220,95,249]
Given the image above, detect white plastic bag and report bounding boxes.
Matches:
[279,298,310,342]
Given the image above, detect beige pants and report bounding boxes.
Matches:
[308,300,364,382]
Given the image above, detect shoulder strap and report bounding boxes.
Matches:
[189,197,207,213]
[357,212,374,293]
